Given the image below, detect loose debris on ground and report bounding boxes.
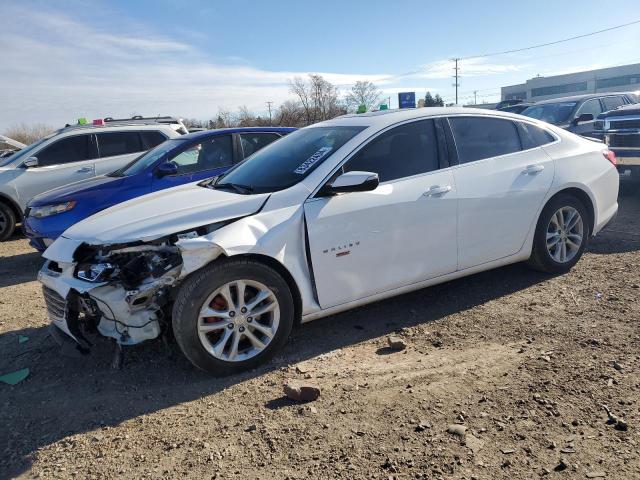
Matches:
[0,191,639,479]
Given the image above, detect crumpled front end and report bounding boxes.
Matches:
[39,237,186,350]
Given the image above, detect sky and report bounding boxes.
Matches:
[2,0,640,130]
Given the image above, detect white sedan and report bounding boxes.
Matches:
[39,108,619,374]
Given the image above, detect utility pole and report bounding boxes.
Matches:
[473,90,478,104]
[452,58,460,105]
[266,101,274,124]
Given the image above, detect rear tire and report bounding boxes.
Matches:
[172,258,295,375]
[0,202,16,241]
[527,193,590,274]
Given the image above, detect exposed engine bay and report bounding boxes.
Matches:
[67,242,184,346]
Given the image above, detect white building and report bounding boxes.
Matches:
[502,63,640,102]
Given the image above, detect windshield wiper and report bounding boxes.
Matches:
[214,182,254,194]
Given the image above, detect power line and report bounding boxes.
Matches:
[461,19,640,60]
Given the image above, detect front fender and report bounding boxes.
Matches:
[175,205,319,315]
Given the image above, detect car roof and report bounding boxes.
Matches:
[177,126,297,142]
[317,107,534,128]
[533,93,631,105]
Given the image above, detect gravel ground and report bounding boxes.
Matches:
[1,188,639,480]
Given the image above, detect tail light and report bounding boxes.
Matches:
[603,150,617,166]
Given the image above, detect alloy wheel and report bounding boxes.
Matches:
[546,206,583,263]
[197,279,280,362]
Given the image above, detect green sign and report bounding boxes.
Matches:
[379,104,388,110]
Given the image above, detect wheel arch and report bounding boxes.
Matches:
[544,186,595,236]
[0,193,23,222]
[234,253,303,325]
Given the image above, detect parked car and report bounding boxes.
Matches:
[594,103,640,183]
[0,116,188,240]
[498,103,533,114]
[0,135,26,158]
[494,99,524,110]
[520,93,637,138]
[24,127,295,251]
[39,108,619,374]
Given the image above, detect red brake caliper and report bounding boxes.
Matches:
[204,295,228,323]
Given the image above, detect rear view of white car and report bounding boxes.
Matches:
[38,108,619,374]
[0,116,187,240]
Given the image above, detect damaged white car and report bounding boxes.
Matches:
[39,108,619,374]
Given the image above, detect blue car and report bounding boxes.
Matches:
[24,127,295,251]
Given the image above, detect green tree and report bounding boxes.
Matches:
[424,91,435,107]
[434,94,444,107]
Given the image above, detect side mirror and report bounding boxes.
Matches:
[574,113,594,125]
[155,161,178,177]
[23,157,39,168]
[319,171,379,196]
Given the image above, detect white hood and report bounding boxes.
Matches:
[62,182,270,244]
[0,134,27,149]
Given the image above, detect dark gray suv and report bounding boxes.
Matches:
[521,92,638,137]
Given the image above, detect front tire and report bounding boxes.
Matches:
[527,193,590,274]
[0,202,16,241]
[172,258,295,375]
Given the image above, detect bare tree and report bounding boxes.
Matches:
[3,123,55,145]
[275,100,306,127]
[345,80,382,112]
[183,118,205,129]
[289,74,344,125]
[212,109,236,128]
[236,106,255,127]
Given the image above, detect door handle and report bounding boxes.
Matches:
[76,166,93,173]
[522,164,544,175]
[424,185,452,196]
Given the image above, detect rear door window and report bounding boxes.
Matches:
[140,131,168,150]
[602,96,626,111]
[449,117,522,164]
[239,133,280,159]
[37,135,96,166]
[96,132,143,157]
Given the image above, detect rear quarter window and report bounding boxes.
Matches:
[517,122,555,149]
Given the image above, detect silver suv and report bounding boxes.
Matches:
[0,116,187,240]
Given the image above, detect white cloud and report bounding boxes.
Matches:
[0,5,525,129]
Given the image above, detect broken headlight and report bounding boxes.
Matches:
[77,263,117,282]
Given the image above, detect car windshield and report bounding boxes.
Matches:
[0,134,56,167]
[110,139,183,176]
[521,102,578,125]
[213,126,366,194]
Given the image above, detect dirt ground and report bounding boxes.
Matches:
[1,188,639,480]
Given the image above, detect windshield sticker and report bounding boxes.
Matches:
[294,146,333,174]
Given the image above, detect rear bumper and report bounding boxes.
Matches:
[615,156,640,181]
